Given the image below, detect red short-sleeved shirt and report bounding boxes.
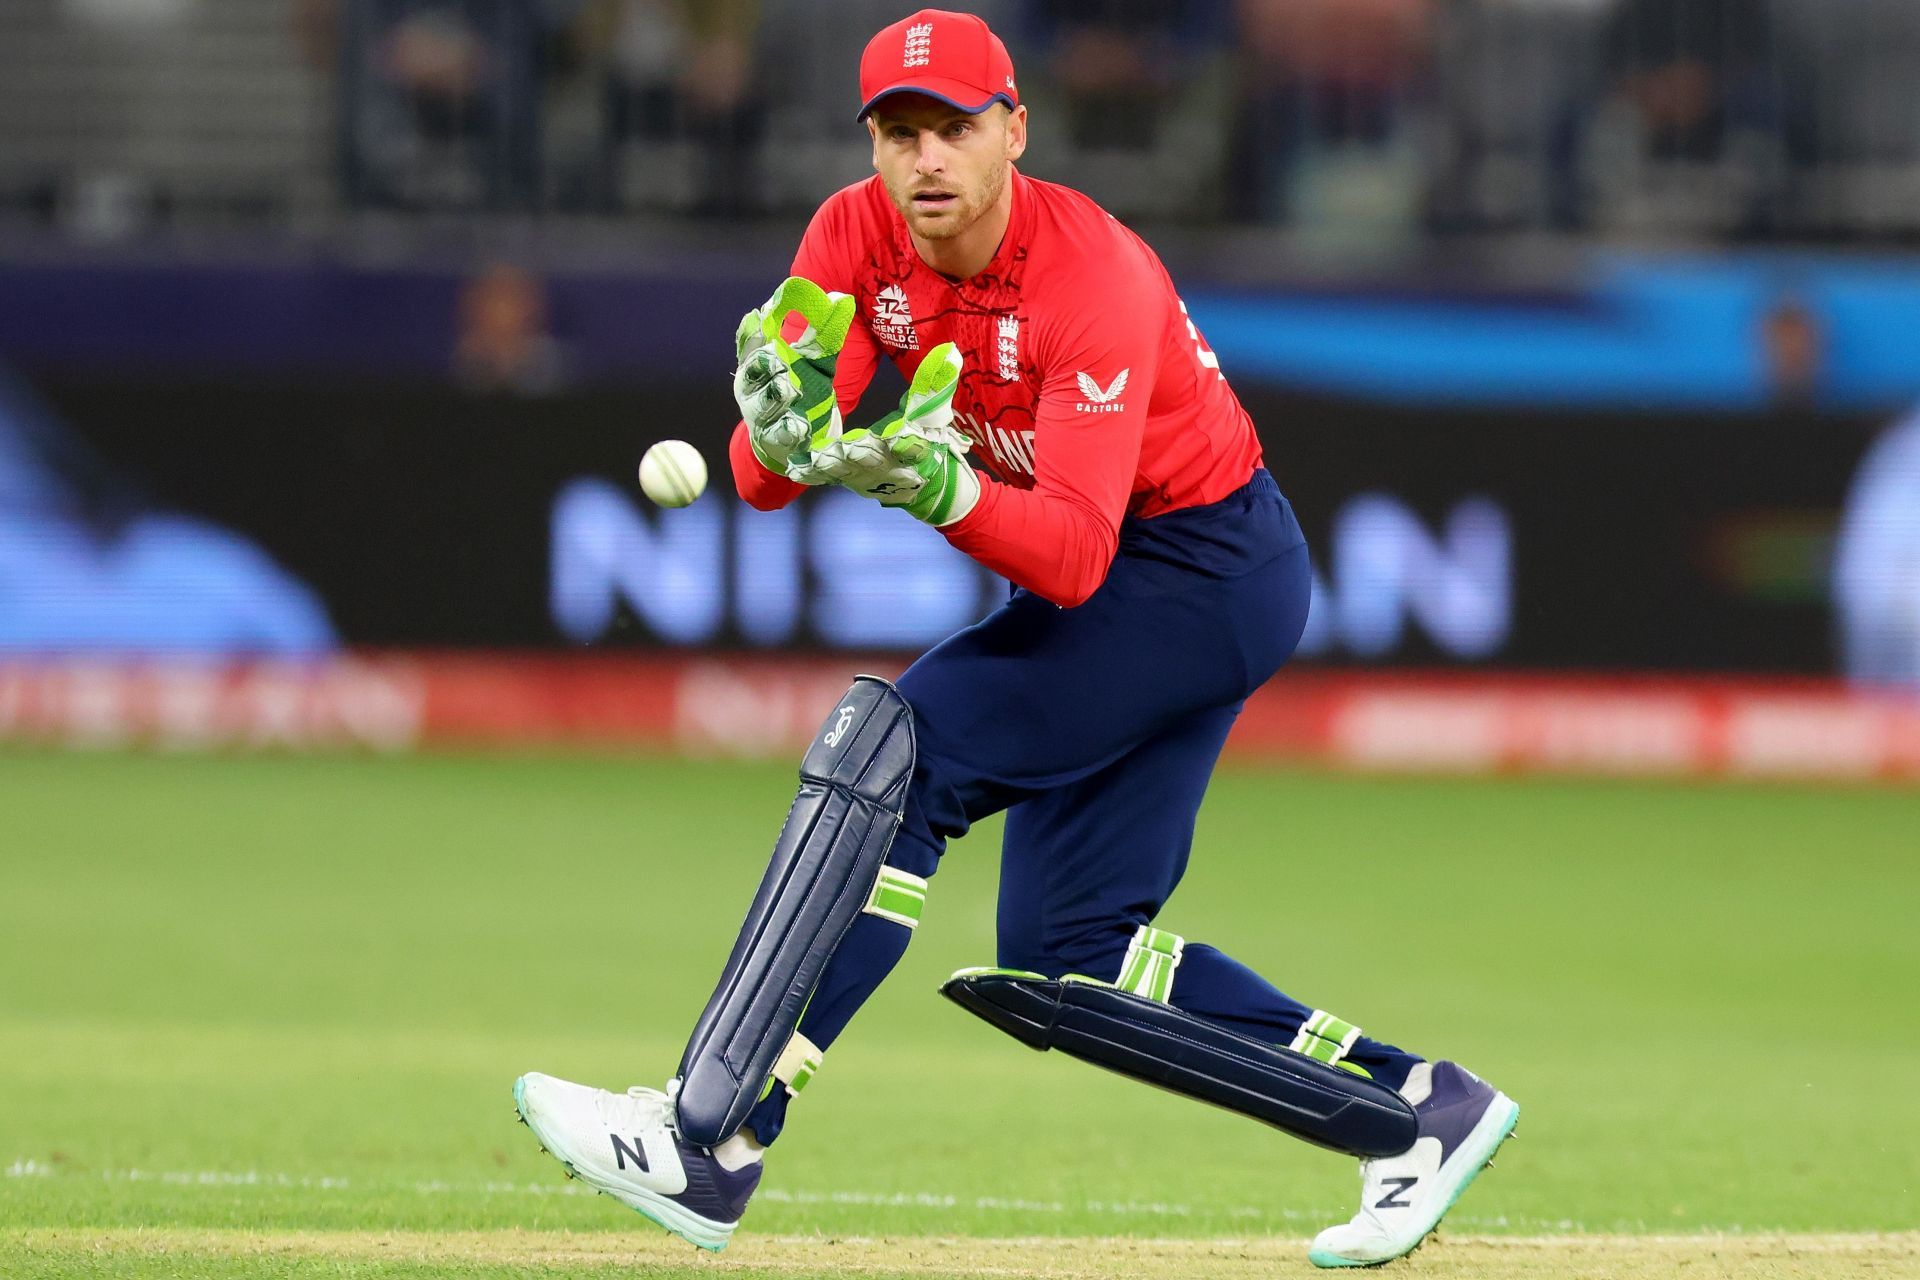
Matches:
[731,170,1263,607]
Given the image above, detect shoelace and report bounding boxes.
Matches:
[590,1083,671,1127]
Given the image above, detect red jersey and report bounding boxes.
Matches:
[730,171,1264,607]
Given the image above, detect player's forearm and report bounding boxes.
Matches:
[940,480,1120,608]
[730,422,807,511]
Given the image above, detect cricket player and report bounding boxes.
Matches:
[515,10,1517,1268]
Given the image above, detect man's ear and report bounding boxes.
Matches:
[1004,105,1028,164]
[867,117,882,171]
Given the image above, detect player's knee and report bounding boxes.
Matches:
[992,912,1055,975]
[997,917,1139,981]
[887,729,971,861]
[1002,923,1190,1007]
[993,931,1053,976]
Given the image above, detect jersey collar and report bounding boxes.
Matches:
[972,168,1031,289]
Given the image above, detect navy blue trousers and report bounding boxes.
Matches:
[744,471,1417,1143]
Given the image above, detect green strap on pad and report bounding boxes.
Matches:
[770,1030,823,1097]
[1116,926,1185,1003]
[862,865,927,929]
[1289,1009,1366,1075]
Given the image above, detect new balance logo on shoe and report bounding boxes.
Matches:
[610,1134,650,1173]
[1375,1176,1418,1210]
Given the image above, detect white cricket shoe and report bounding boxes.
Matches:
[1308,1061,1519,1268]
[512,1072,761,1251]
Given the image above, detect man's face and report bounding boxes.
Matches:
[867,95,1027,243]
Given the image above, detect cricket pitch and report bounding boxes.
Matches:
[9,1228,1916,1279]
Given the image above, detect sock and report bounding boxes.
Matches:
[713,1130,764,1171]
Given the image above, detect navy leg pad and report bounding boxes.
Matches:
[940,971,1417,1158]
[675,676,915,1147]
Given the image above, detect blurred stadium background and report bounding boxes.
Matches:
[2,0,1919,780]
[5,8,1920,1277]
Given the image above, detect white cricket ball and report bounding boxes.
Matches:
[638,440,708,508]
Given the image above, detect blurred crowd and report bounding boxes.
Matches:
[5,0,1920,239]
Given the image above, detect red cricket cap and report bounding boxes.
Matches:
[857,9,1019,123]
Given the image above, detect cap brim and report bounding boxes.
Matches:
[857,79,1016,122]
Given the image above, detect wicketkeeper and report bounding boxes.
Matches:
[515,10,1517,1268]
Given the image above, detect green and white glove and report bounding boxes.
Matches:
[732,276,856,475]
[795,343,981,527]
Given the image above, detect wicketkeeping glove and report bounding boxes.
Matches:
[793,343,981,527]
[732,276,856,475]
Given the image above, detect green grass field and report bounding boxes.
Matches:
[3,751,1916,1278]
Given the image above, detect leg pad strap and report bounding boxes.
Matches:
[771,1031,823,1096]
[1115,926,1184,1001]
[864,866,928,929]
[1290,1009,1364,1070]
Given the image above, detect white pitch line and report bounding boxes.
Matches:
[6,1160,1282,1219]
[5,1158,1725,1236]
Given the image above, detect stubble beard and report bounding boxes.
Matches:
[900,160,1005,243]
